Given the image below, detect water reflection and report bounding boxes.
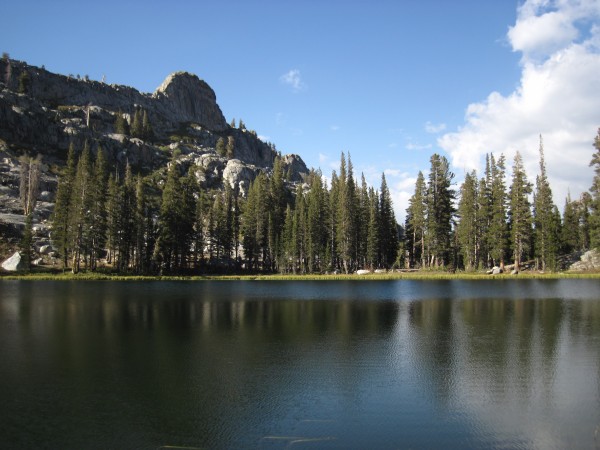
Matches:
[0,280,599,449]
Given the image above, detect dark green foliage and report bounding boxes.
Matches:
[379,173,399,268]
[226,136,235,159]
[20,214,33,271]
[589,129,600,249]
[508,151,533,271]
[216,137,226,157]
[488,154,509,267]
[115,110,129,135]
[406,171,426,268]
[52,143,77,269]
[18,70,30,94]
[533,137,560,270]
[425,154,455,267]
[456,171,479,270]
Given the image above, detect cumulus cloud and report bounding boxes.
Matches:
[439,0,600,208]
[279,69,306,92]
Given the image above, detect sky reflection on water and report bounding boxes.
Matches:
[0,279,599,449]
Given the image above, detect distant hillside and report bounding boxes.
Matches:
[0,57,308,259]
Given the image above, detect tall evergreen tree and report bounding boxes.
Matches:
[69,142,93,273]
[52,142,77,270]
[456,170,479,270]
[425,154,455,267]
[216,137,226,157]
[508,151,533,272]
[533,136,559,270]
[88,147,108,270]
[588,128,600,248]
[406,171,426,268]
[487,154,509,268]
[379,173,399,268]
[366,187,380,269]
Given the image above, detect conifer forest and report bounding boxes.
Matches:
[45,129,600,275]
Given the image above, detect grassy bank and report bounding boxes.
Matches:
[2,270,600,281]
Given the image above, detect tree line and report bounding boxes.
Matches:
[45,128,600,274]
[50,147,400,274]
[405,132,600,272]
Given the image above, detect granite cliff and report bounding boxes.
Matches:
[0,58,309,259]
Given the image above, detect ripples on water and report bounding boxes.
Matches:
[0,279,599,449]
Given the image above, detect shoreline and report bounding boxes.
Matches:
[1,270,599,281]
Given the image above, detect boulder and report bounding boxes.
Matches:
[374,269,387,274]
[1,251,26,271]
[569,249,600,271]
[356,269,370,275]
[490,266,503,275]
[222,159,259,195]
[39,244,54,255]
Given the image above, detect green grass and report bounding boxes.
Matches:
[2,270,600,281]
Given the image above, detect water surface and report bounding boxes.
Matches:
[0,279,599,449]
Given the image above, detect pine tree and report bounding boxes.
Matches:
[562,193,580,254]
[216,137,226,157]
[142,110,153,140]
[20,214,33,271]
[105,173,119,266]
[508,151,533,272]
[366,187,380,269]
[379,173,399,268]
[406,171,426,268]
[115,110,129,135]
[134,175,149,274]
[131,108,143,139]
[88,147,108,270]
[588,128,600,249]
[116,163,136,272]
[226,136,235,159]
[52,143,77,270]
[425,154,455,267]
[533,136,559,270]
[488,154,509,268]
[18,70,30,94]
[69,142,93,273]
[306,170,327,273]
[456,171,479,270]
[336,153,357,273]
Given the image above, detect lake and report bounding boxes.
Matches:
[0,279,599,449]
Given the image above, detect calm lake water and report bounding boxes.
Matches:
[0,279,599,449]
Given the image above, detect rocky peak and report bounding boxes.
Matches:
[153,71,228,132]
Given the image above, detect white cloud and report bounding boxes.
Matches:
[425,121,447,134]
[279,69,306,92]
[406,142,432,151]
[439,0,600,209]
[257,135,270,142]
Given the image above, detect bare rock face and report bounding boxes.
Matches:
[1,251,25,271]
[222,159,261,196]
[569,249,600,271]
[153,72,227,131]
[281,154,308,182]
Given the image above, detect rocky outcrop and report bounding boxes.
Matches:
[153,72,227,131]
[0,58,311,262]
[569,249,600,271]
[1,251,25,271]
[0,59,228,133]
[222,159,261,195]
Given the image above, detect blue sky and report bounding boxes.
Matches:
[4,0,600,221]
